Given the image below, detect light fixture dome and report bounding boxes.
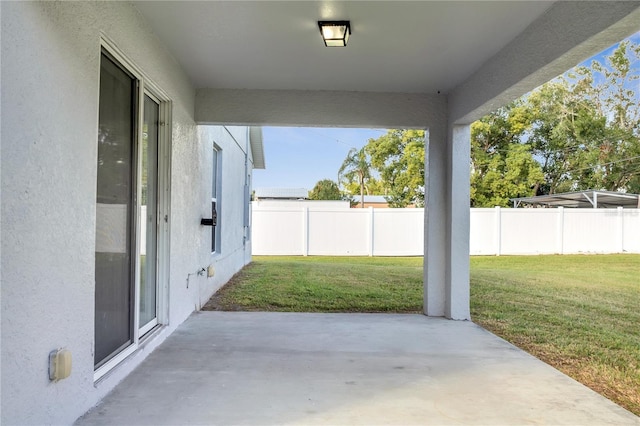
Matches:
[318,21,351,47]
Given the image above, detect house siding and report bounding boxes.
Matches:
[0,2,254,424]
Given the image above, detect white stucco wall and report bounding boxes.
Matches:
[196,89,445,129]
[194,125,254,309]
[1,2,253,424]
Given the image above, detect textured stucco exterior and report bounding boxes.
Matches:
[2,1,638,424]
[196,89,445,129]
[1,2,256,424]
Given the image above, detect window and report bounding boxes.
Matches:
[212,145,222,253]
[94,43,170,380]
[244,173,251,242]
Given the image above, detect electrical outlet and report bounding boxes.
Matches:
[49,349,72,382]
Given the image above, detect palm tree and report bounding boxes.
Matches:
[338,147,372,208]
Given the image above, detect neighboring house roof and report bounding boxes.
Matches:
[249,126,265,169]
[511,190,640,208]
[362,195,388,204]
[253,200,350,210]
[255,187,308,199]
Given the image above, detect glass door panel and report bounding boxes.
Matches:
[139,95,159,333]
[95,53,136,368]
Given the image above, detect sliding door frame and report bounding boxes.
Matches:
[95,37,172,382]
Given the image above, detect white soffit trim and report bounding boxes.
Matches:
[249,126,265,169]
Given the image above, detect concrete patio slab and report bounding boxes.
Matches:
[76,312,639,425]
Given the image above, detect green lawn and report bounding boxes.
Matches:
[470,254,640,416]
[204,256,424,313]
[204,254,640,415]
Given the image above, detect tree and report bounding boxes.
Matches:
[526,77,607,194]
[338,147,372,208]
[471,38,640,203]
[366,129,425,207]
[308,179,342,200]
[528,40,640,194]
[470,102,544,207]
[576,40,640,192]
[342,177,385,200]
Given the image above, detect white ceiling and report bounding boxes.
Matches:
[133,1,555,94]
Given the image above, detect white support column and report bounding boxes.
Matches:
[446,125,471,320]
[424,123,447,317]
[424,110,471,320]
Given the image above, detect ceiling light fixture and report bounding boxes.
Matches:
[318,21,351,47]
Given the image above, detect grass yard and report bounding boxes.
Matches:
[204,256,424,313]
[204,254,640,415]
[470,254,640,416]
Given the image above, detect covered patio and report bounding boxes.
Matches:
[136,0,640,321]
[3,2,640,424]
[76,312,638,425]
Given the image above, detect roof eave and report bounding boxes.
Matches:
[249,126,266,169]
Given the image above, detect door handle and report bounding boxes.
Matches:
[201,202,217,226]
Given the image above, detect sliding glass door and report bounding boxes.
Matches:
[95,51,162,370]
[139,95,159,334]
[95,53,136,368]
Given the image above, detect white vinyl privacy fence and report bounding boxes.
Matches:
[470,207,639,255]
[251,205,640,256]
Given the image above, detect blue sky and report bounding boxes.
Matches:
[253,127,387,190]
[582,31,640,65]
[253,32,639,191]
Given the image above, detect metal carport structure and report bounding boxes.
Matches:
[512,190,640,208]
